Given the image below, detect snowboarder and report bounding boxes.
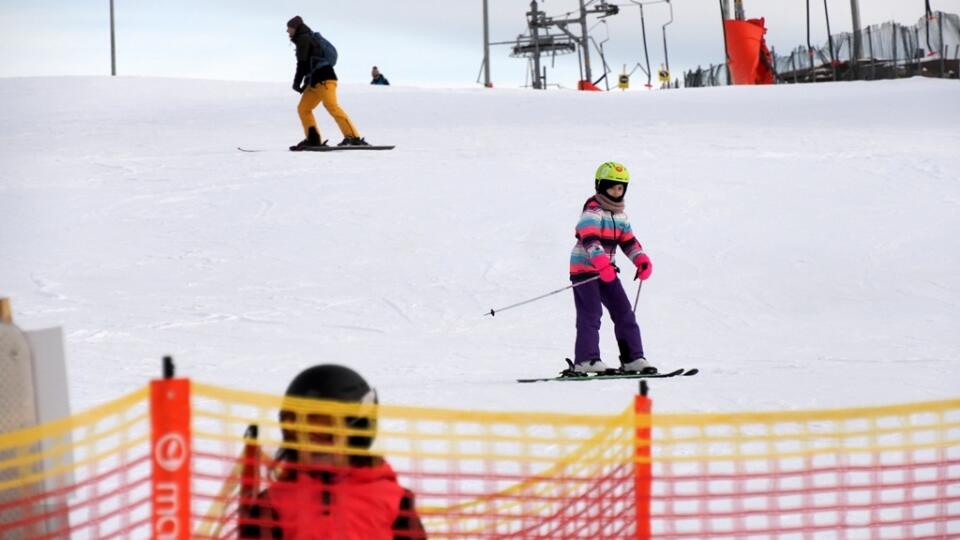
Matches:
[370,66,391,86]
[286,16,368,151]
[569,162,654,374]
[239,364,425,539]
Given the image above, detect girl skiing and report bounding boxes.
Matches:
[569,162,654,373]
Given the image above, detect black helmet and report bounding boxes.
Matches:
[281,364,378,450]
[285,364,373,402]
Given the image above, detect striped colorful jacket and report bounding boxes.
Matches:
[569,197,646,280]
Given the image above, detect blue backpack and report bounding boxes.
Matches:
[311,32,338,68]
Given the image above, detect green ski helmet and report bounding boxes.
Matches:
[595,162,630,200]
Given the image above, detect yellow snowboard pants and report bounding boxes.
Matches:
[297,80,360,139]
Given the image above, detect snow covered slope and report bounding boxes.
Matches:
[1,76,958,414]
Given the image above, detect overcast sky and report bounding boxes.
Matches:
[1,1,958,88]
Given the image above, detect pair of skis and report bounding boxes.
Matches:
[517,359,699,383]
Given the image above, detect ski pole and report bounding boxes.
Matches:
[632,279,643,314]
[485,275,601,317]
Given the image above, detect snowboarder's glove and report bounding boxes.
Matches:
[591,254,618,283]
[634,253,653,281]
[292,81,304,94]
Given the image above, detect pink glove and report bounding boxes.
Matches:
[591,254,618,283]
[634,253,653,281]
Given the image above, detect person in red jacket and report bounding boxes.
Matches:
[239,364,425,539]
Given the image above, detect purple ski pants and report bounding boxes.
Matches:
[573,277,644,364]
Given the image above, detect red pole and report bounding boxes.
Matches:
[238,425,262,533]
[634,382,652,540]
[150,357,191,540]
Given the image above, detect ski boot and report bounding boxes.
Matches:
[337,136,370,147]
[290,127,326,151]
[620,357,657,374]
[561,358,614,377]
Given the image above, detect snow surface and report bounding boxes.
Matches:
[1,76,958,416]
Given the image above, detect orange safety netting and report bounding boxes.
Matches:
[649,400,960,538]
[0,387,151,538]
[2,378,959,539]
[189,383,638,539]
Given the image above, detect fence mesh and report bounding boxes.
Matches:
[686,11,960,87]
[190,383,638,539]
[0,387,151,539]
[2,381,959,539]
[650,399,960,539]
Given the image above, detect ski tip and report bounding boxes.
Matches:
[682,368,699,376]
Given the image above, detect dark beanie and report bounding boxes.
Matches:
[287,16,303,29]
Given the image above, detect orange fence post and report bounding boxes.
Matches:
[150,356,191,540]
[634,381,652,540]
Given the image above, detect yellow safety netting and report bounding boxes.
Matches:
[0,387,151,538]
[2,380,958,540]
[648,399,960,538]
[190,383,638,539]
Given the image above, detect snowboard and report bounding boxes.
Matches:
[237,145,395,153]
[300,144,394,152]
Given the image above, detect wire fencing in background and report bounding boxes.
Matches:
[686,11,960,87]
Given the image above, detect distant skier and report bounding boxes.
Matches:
[370,66,390,86]
[569,162,653,374]
[239,364,425,538]
[286,16,368,150]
